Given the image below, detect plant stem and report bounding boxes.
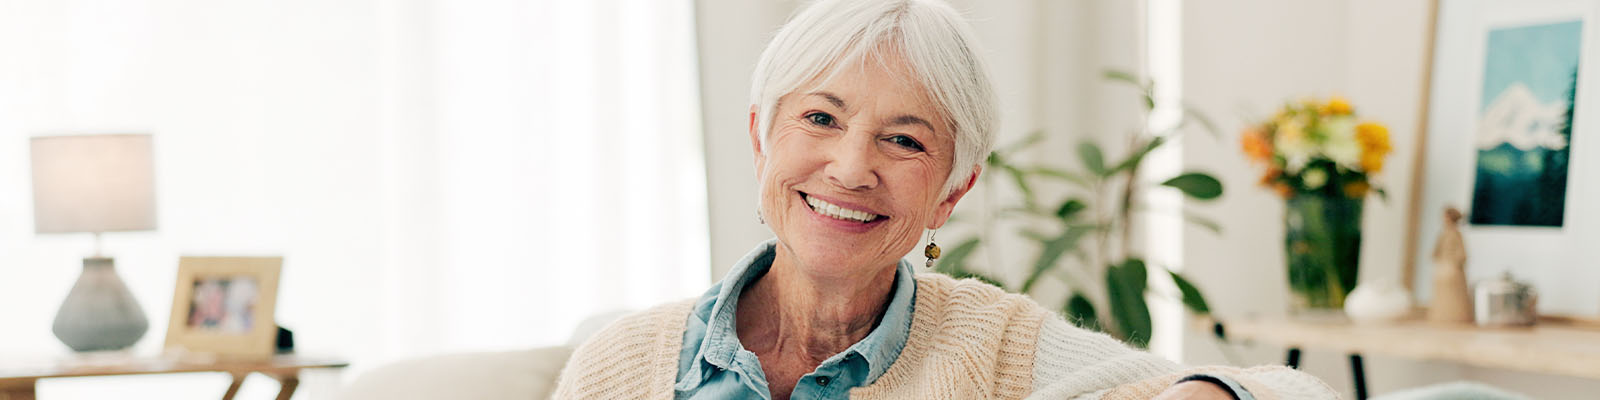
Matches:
[1118,141,1142,261]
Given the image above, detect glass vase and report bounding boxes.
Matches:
[1284,194,1363,315]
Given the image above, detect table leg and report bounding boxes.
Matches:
[222,372,247,400]
[1285,347,1302,368]
[1,379,38,400]
[270,373,300,400]
[1349,353,1368,400]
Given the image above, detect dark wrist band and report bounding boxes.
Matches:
[1176,374,1243,400]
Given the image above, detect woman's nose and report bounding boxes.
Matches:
[824,132,880,190]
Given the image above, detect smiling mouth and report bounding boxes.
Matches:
[800,192,885,223]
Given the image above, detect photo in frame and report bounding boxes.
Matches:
[164,256,282,359]
[1412,0,1600,317]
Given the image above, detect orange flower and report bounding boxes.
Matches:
[1241,127,1274,163]
[1273,182,1295,198]
[1343,181,1371,198]
[1259,167,1283,186]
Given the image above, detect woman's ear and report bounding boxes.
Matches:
[927,166,982,230]
[748,105,765,172]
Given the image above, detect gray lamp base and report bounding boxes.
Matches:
[52,257,149,352]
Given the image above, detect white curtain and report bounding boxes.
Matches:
[0,0,707,397]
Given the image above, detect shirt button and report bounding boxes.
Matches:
[815,376,831,386]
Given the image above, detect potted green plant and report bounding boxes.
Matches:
[934,71,1220,347]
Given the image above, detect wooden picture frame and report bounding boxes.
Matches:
[1409,0,1600,317]
[163,257,282,359]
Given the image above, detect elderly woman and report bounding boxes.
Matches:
[556,0,1334,399]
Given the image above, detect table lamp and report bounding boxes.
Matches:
[30,134,157,352]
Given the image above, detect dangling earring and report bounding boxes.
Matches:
[757,208,765,225]
[924,230,941,268]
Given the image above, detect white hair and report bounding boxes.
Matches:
[750,0,998,195]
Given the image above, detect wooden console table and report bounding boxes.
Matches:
[1216,317,1600,399]
[0,355,347,400]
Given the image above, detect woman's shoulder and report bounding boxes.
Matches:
[571,298,697,352]
[554,298,696,399]
[912,272,1052,319]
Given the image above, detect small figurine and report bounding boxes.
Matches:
[1428,206,1473,324]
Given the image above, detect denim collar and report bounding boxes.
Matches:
[686,238,917,387]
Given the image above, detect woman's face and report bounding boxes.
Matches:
[750,53,978,279]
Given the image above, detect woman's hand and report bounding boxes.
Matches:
[1150,380,1236,399]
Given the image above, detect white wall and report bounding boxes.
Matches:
[1,1,710,398]
[1179,0,1600,397]
[0,1,385,397]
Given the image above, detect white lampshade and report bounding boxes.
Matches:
[30,134,158,234]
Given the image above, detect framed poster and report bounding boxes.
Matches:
[1413,0,1600,317]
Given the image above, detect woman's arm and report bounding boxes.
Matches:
[1026,317,1337,400]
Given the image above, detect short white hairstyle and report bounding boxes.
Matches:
[750,0,998,195]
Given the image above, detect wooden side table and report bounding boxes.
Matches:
[0,355,347,400]
[1212,317,1600,400]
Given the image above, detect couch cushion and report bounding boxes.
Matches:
[340,346,575,400]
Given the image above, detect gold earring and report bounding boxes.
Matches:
[924,230,941,268]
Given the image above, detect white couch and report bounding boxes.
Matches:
[338,311,628,400]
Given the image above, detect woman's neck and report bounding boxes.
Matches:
[735,244,898,364]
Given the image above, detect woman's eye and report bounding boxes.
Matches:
[886,135,925,152]
[805,112,836,127]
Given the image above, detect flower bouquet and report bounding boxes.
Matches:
[1241,96,1392,313]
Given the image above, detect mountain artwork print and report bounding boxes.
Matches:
[1471,20,1582,227]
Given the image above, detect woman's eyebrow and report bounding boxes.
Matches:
[887,115,934,132]
[807,92,847,109]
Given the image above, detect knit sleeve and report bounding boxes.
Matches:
[1025,317,1337,400]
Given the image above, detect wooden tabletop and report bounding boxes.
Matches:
[1218,317,1600,380]
[0,354,347,382]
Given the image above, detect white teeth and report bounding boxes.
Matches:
[805,195,879,223]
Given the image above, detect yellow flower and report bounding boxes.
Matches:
[1356,122,1392,173]
[1321,96,1353,116]
[1361,152,1386,174]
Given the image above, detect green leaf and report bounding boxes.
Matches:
[1106,258,1152,348]
[1375,187,1389,202]
[1161,173,1223,200]
[933,238,981,275]
[1077,141,1107,176]
[1182,211,1223,235]
[1054,198,1088,221]
[1003,165,1036,208]
[1064,294,1101,331]
[1181,103,1221,139]
[1021,227,1089,293]
[1020,229,1052,242]
[986,151,1003,166]
[1109,136,1167,175]
[1168,270,1211,315]
[1030,167,1094,188]
[1102,69,1144,87]
[999,130,1046,154]
[1103,70,1155,110]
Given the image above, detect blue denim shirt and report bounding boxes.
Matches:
[673,239,916,400]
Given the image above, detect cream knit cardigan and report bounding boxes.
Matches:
[554,273,1337,400]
